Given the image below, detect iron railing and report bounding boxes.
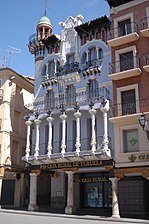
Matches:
[140,16,149,30]
[26,87,110,113]
[109,56,140,74]
[143,53,149,66]
[110,98,149,117]
[108,21,138,40]
[29,136,112,156]
[56,62,80,76]
[81,59,102,71]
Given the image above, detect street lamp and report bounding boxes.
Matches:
[139,113,149,140]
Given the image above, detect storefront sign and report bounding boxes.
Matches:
[40,160,113,170]
[75,177,108,183]
[128,153,149,162]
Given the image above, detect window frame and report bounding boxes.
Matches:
[117,84,139,116]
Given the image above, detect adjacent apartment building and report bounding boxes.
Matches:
[0,68,34,208]
[107,0,149,218]
[23,12,116,216]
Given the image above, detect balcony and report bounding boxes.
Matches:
[109,56,142,81]
[25,86,110,113]
[25,136,112,162]
[143,53,149,72]
[110,98,149,122]
[107,22,139,47]
[56,62,80,76]
[81,59,102,77]
[140,17,149,37]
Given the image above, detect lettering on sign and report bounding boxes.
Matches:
[128,153,149,162]
[40,160,102,170]
[74,177,108,183]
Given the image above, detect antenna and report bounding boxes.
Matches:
[44,0,48,16]
[6,46,21,68]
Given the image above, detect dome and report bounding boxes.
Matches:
[38,15,52,27]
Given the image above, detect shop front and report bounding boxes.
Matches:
[75,172,112,216]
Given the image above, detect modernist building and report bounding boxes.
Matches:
[0,68,34,208]
[23,13,118,216]
[107,0,149,218]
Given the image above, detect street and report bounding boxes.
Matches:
[0,211,149,224]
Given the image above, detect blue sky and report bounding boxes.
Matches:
[0,0,109,77]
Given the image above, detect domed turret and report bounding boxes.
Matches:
[36,15,52,41]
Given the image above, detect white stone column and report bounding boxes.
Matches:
[46,63,49,78]
[54,60,57,74]
[65,171,75,214]
[100,99,111,157]
[28,173,39,211]
[74,111,82,155]
[109,178,120,218]
[25,120,32,160]
[46,116,54,158]
[60,113,67,156]
[89,108,97,153]
[96,47,99,59]
[86,50,89,62]
[34,119,42,159]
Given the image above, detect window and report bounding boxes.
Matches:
[118,19,131,37]
[65,85,76,105]
[66,54,75,64]
[88,47,96,62]
[48,60,55,77]
[120,51,134,71]
[123,129,139,153]
[46,90,55,110]
[121,89,136,115]
[87,79,98,99]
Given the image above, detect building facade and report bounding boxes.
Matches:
[107,0,149,218]
[0,68,34,208]
[23,13,117,216]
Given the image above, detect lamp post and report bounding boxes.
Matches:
[139,113,149,140]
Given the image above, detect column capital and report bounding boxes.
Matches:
[100,99,110,113]
[89,108,97,116]
[65,171,76,176]
[25,120,32,126]
[30,172,39,177]
[46,116,54,123]
[109,177,119,183]
[74,111,82,118]
[60,113,67,120]
[34,119,42,125]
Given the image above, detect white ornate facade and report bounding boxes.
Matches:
[24,14,114,215]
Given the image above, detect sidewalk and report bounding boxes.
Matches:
[0,209,149,224]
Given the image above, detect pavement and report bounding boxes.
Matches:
[0,209,149,224]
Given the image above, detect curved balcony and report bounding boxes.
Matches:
[25,86,110,113]
[56,62,80,76]
[107,22,139,47]
[26,136,112,159]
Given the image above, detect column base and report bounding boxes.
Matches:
[112,214,120,218]
[65,206,76,214]
[28,204,39,211]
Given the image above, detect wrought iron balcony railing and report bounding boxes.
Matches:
[140,16,149,30]
[29,136,112,156]
[108,22,138,40]
[143,53,149,66]
[109,56,140,74]
[56,62,80,76]
[25,87,110,113]
[110,98,149,117]
[81,59,102,71]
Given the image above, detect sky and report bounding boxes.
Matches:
[0,0,110,77]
